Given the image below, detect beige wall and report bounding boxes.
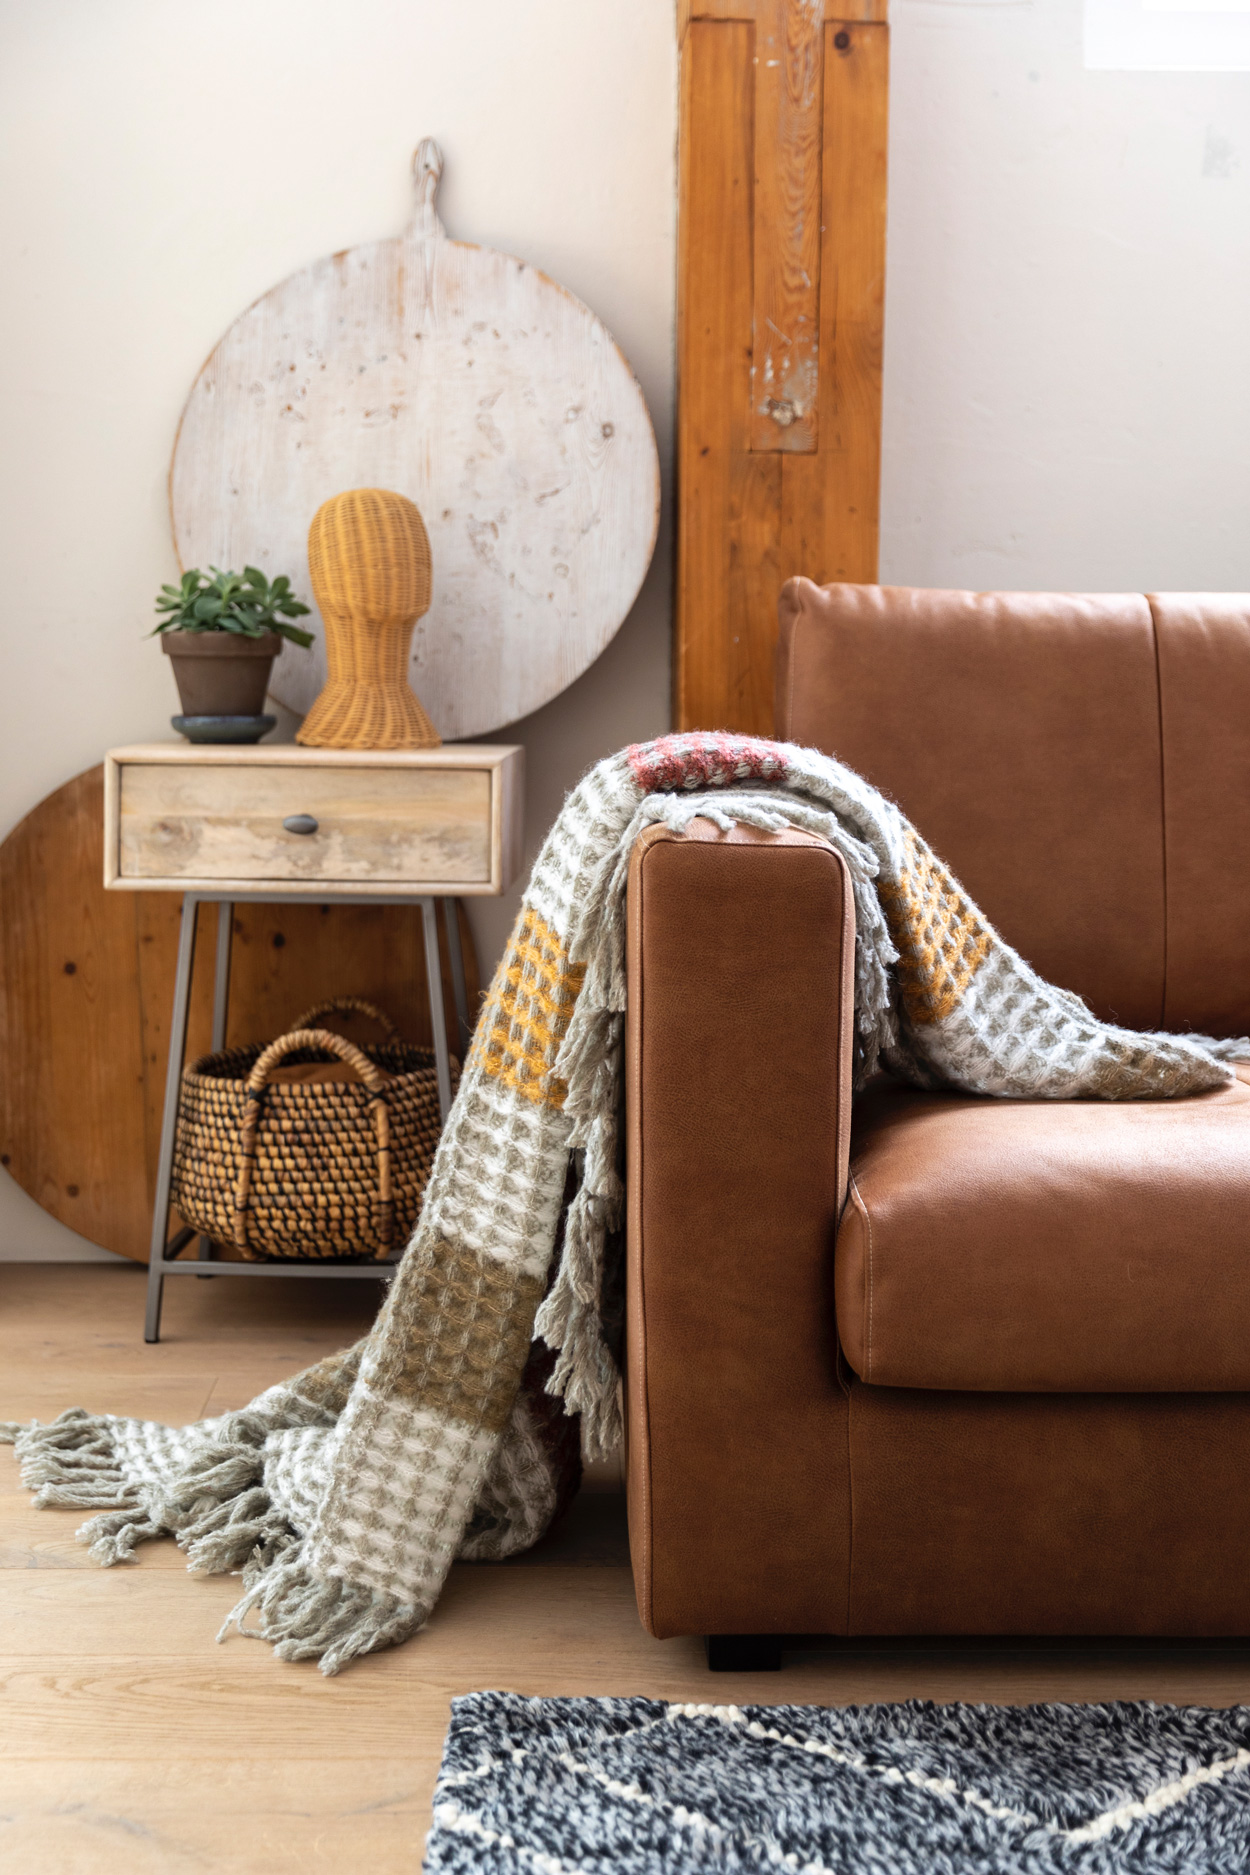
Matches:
[881,0,1250,594]
[0,0,677,1258]
[2,0,1248,1258]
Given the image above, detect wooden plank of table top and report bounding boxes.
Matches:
[106,743,519,766]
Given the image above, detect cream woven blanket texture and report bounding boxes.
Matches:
[4,735,1243,1673]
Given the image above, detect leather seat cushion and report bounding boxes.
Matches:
[837,1069,1250,1392]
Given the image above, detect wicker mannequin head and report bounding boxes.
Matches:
[298,488,440,749]
[308,488,432,629]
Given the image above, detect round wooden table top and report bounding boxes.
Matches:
[170,140,660,742]
[0,766,475,1261]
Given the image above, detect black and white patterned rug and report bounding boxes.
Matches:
[423,1693,1250,1873]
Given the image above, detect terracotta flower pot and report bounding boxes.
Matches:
[162,631,283,717]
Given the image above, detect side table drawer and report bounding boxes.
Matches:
[104,746,523,895]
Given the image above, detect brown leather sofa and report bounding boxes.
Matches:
[624,579,1250,1667]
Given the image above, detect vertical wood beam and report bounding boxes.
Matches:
[778,20,889,595]
[750,0,824,452]
[676,21,758,731]
[675,0,889,734]
[819,20,889,577]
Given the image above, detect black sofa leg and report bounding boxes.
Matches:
[706,1635,784,1672]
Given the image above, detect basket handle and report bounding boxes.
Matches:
[233,1028,393,1260]
[289,996,400,1040]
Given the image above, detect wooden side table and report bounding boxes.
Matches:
[103,742,523,1341]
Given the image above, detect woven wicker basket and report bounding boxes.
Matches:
[170,998,455,1261]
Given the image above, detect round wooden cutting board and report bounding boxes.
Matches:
[170,140,660,741]
[0,767,477,1262]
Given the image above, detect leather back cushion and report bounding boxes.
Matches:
[777,579,1250,1034]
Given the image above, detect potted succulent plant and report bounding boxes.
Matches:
[153,567,314,740]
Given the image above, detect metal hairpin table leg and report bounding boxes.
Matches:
[140,887,427,1341]
[421,897,453,1123]
[446,898,470,1058]
[144,894,200,1343]
[210,901,233,1048]
[198,902,233,1271]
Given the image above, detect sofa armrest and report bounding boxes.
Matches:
[625,817,855,1638]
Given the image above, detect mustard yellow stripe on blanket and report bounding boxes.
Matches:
[474,908,586,1110]
[507,937,584,1005]
[879,830,993,1026]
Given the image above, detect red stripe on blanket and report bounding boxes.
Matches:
[627,733,791,793]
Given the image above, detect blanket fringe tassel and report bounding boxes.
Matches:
[0,1410,421,1674]
[220,1546,423,1675]
[540,990,625,1459]
[0,1409,140,1509]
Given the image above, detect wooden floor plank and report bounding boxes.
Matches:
[5,1263,1250,1875]
[198,1372,320,1417]
[0,1492,186,1573]
[0,1571,243,1645]
[0,1759,427,1875]
[0,1654,451,1763]
[0,1476,630,1572]
[0,1263,381,1382]
[5,1561,1250,1729]
[3,1376,216,1425]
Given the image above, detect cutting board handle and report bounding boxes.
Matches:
[409,138,446,246]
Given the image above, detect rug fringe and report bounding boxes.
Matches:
[218,1544,424,1676]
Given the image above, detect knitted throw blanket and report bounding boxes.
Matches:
[4,735,1245,1675]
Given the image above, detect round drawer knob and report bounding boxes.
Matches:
[282,814,319,836]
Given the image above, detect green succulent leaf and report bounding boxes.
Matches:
[275,621,315,648]
[149,563,316,644]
